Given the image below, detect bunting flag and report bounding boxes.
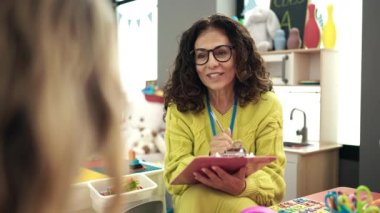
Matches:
[122,10,154,28]
[117,0,156,28]
[117,12,122,22]
[125,11,153,28]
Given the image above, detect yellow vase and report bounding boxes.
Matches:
[322,4,336,49]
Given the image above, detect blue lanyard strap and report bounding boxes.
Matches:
[206,94,238,136]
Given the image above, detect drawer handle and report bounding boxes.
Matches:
[281,55,289,84]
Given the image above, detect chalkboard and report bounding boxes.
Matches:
[270,0,309,48]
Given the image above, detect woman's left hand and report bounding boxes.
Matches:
[193,166,246,196]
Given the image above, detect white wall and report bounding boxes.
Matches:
[216,0,236,17]
[312,0,362,146]
[157,0,239,87]
[157,0,217,87]
[117,0,158,102]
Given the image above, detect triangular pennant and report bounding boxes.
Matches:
[117,12,122,22]
[128,19,132,27]
[136,19,140,27]
[148,12,153,22]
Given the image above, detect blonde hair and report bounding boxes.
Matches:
[0,0,124,212]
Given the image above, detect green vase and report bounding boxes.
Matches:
[322,4,336,49]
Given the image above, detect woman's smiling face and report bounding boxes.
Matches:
[194,27,236,93]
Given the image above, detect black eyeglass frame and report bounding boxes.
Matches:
[190,45,234,65]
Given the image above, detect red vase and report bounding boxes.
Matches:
[304,4,320,48]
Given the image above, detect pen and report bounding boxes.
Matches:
[210,111,224,133]
[211,111,246,155]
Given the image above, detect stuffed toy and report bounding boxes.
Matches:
[130,128,165,155]
[245,7,281,52]
[123,96,166,161]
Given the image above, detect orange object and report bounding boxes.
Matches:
[129,149,136,161]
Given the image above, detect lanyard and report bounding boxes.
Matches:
[206,94,238,136]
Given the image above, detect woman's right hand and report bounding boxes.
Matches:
[209,128,233,156]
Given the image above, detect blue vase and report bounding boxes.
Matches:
[274,29,286,50]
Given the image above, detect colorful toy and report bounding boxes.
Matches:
[324,185,380,213]
[124,98,166,161]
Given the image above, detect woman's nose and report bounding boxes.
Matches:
[206,52,219,67]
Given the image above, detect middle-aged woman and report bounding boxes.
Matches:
[163,14,286,213]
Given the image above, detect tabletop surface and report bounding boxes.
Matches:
[304,186,380,202]
[269,186,380,212]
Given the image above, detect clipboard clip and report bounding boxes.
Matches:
[220,140,247,157]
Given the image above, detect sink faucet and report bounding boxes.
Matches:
[290,108,308,143]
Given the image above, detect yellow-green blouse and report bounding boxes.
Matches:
[164,92,286,213]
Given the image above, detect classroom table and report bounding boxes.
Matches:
[304,186,380,202]
[267,186,380,212]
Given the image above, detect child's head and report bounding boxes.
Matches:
[0,0,125,212]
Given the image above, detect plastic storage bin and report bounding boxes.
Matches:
[88,173,157,213]
[66,182,91,212]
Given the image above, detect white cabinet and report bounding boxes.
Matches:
[261,48,339,143]
[284,155,298,200]
[262,53,294,85]
[284,145,340,201]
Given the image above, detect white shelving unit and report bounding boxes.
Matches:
[261,48,339,143]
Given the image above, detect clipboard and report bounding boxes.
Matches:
[171,156,276,185]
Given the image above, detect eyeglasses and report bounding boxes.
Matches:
[191,45,234,65]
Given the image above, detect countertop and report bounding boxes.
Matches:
[284,141,342,155]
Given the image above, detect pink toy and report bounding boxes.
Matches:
[241,206,276,213]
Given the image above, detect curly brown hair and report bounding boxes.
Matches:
[163,14,272,114]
